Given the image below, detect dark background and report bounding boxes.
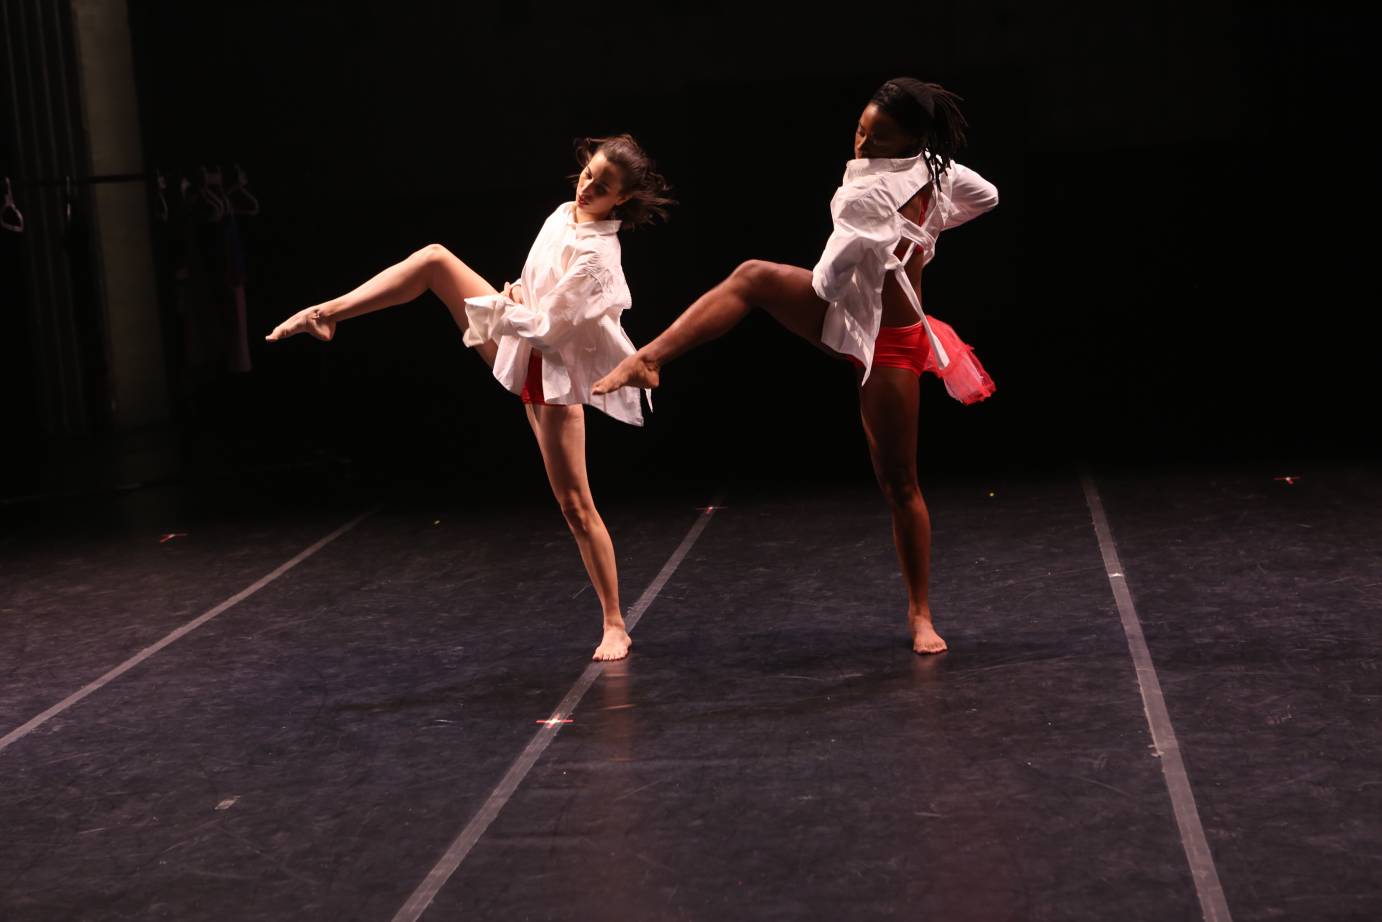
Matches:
[3,1,1375,507]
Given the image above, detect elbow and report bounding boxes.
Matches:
[527,329,558,352]
[981,183,999,212]
[528,322,568,353]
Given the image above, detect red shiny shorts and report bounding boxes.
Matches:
[848,316,996,405]
[519,352,547,405]
[850,321,932,375]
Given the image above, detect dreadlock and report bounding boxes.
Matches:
[870,78,969,184]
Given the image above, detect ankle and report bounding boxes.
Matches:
[317,298,347,323]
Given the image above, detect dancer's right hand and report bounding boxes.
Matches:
[502,281,525,304]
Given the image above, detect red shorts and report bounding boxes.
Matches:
[519,351,547,405]
[848,316,997,405]
[848,321,932,375]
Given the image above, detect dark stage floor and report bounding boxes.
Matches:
[1,461,1379,921]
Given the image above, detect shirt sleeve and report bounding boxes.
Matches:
[810,188,898,304]
[470,250,623,353]
[941,162,999,229]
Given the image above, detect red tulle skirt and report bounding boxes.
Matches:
[850,317,996,405]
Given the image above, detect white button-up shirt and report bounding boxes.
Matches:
[811,152,998,382]
[463,202,646,426]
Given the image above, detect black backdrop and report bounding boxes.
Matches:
[89,2,1375,498]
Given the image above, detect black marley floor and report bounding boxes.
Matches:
[1,462,1379,921]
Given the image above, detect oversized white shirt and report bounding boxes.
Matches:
[462,202,646,425]
[811,152,998,382]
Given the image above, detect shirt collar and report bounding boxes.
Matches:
[565,201,622,237]
[842,150,930,183]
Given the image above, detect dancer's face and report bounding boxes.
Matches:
[575,151,630,220]
[854,103,919,159]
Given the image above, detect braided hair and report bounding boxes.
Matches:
[869,78,969,183]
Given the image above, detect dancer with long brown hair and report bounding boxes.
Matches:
[268,134,673,661]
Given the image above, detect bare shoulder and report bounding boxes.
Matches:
[898,183,933,224]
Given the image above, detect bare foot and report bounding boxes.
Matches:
[910,610,948,655]
[266,306,336,342]
[593,625,632,661]
[592,352,660,395]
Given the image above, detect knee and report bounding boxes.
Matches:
[876,466,921,508]
[558,493,597,536]
[730,259,774,294]
[412,243,452,268]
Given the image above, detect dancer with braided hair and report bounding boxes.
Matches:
[594,80,998,654]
